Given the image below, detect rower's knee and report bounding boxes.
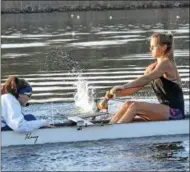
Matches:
[124,101,134,107]
[128,102,138,113]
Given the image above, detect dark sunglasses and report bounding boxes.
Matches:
[24,92,32,98]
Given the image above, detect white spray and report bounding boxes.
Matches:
[74,77,96,113]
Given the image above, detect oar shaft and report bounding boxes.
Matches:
[78,112,110,119]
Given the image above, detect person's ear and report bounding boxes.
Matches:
[17,94,21,99]
[18,94,23,98]
[163,44,167,51]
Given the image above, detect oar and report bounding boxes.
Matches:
[77,111,110,119]
[52,97,125,127]
[51,112,111,128]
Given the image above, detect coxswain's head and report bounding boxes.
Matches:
[2,75,32,106]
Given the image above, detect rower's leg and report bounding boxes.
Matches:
[109,101,134,124]
[132,116,149,122]
[117,101,170,123]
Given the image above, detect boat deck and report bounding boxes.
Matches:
[2,114,189,131]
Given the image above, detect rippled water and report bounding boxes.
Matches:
[2,135,189,171]
[1,8,189,171]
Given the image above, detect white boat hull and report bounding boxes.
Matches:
[2,119,189,147]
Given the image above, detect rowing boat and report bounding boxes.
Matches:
[2,113,189,147]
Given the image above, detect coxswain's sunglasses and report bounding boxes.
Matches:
[24,92,32,98]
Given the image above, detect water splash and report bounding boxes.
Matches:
[74,77,96,113]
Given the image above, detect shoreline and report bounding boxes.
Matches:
[1,1,189,14]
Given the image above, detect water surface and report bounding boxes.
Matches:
[1,8,189,171]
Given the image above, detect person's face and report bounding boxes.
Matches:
[150,37,166,58]
[18,93,31,106]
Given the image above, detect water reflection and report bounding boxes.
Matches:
[1,8,189,171]
[2,135,189,171]
[1,8,189,114]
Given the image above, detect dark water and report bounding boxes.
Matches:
[1,8,189,171]
[1,135,189,171]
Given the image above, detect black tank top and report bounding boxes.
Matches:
[151,77,184,115]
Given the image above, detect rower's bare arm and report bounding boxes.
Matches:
[111,62,159,96]
[144,61,157,74]
[123,60,168,89]
[111,60,169,97]
[117,86,143,96]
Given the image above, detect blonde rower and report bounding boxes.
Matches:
[104,32,185,123]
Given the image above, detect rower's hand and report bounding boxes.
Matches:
[105,89,116,100]
[109,85,124,97]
